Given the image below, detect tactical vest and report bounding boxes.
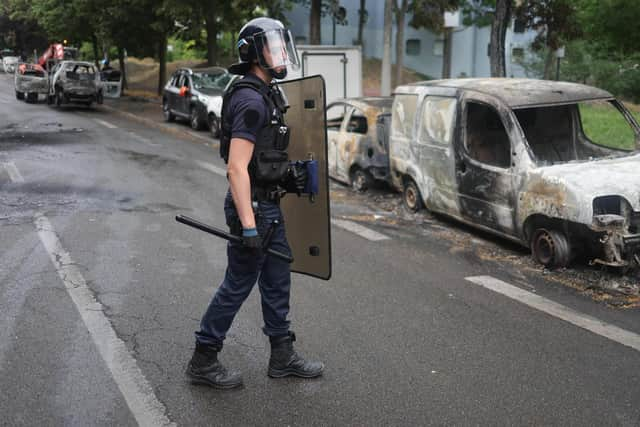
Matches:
[219,76,290,200]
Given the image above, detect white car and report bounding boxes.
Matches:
[2,56,19,74]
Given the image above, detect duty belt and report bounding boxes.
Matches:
[252,185,286,203]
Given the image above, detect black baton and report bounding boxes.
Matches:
[175,214,294,264]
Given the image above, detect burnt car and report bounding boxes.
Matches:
[162,67,236,135]
[2,56,19,74]
[47,61,103,107]
[14,63,49,103]
[389,78,640,269]
[326,97,393,191]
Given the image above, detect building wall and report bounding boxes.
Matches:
[284,1,537,79]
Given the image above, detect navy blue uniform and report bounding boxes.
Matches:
[196,74,292,347]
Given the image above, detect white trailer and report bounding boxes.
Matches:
[287,45,362,106]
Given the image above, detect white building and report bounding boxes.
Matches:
[284,2,537,80]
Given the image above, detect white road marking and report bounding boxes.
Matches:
[195,160,227,177]
[129,132,159,146]
[3,161,24,182]
[466,275,640,353]
[35,214,175,427]
[6,162,173,425]
[332,218,390,241]
[94,118,118,129]
[186,130,213,143]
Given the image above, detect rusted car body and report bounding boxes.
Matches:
[48,61,103,107]
[389,78,640,268]
[326,97,393,190]
[14,63,49,102]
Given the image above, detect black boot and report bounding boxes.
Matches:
[186,342,243,389]
[268,332,324,378]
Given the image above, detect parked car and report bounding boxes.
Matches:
[389,78,640,269]
[2,56,19,73]
[14,63,49,103]
[162,67,238,136]
[326,97,393,191]
[47,61,103,108]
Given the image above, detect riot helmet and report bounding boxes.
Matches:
[228,17,299,79]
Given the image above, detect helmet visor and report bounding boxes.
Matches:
[253,29,300,71]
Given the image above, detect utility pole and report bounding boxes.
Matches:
[381,0,393,96]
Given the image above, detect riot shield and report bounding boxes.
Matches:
[279,75,331,280]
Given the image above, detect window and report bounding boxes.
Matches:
[172,73,182,87]
[406,39,421,56]
[433,40,444,57]
[579,100,637,152]
[391,94,419,139]
[465,102,511,168]
[346,108,368,134]
[513,17,526,33]
[326,104,348,131]
[419,96,456,146]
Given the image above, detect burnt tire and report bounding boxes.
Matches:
[190,108,203,130]
[162,100,174,122]
[530,228,571,269]
[208,113,220,138]
[15,90,24,100]
[403,178,424,212]
[350,168,372,192]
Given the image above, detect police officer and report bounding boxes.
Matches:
[186,17,324,389]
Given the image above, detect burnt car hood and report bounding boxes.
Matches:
[523,154,640,223]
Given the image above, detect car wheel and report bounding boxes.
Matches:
[350,168,372,192]
[190,107,202,130]
[15,90,24,100]
[163,100,174,122]
[26,92,37,103]
[208,113,220,138]
[530,228,571,269]
[403,178,424,212]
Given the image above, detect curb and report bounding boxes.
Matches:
[101,103,218,147]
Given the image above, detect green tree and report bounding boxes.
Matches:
[578,0,640,56]
[514,0,581,79]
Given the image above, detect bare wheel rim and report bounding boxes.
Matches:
[352,170,366,191]
[405,185,417,209]
[534,231,555,265]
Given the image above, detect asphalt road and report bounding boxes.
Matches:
[1,74,640,427]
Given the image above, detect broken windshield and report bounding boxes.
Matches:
[192,71,229,91]
[514,100,640,165]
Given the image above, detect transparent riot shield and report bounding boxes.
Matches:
[279,75,331,280]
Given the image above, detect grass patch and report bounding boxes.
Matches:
[579,102,638,151]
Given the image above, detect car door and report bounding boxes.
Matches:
[454,94,517,236]
[178,73,193,116]
[169,72,184,114]
[415,93,459,214]
[325,103,351,181]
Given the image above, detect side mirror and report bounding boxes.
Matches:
[179,86,190,97]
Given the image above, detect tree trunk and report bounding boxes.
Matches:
[117,45,127,93]
[91,34,100,67]
[381,0,393,96]
[357,0,366,46]
[205,2,218,66]
[394,0,408,87]
[490,0,512,77]
[442,28,452,78]
[310,0,322,44]
[157,36,167,96]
